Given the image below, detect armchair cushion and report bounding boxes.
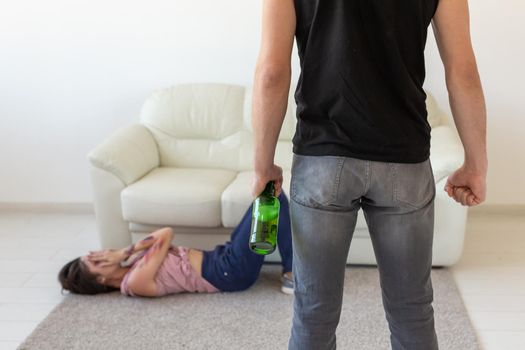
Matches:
[121,167,237,227]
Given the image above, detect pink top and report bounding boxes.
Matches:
[120,245,219,297]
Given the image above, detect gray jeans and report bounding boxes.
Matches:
[288,154,438,350]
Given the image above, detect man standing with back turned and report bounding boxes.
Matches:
[251,0,487,349]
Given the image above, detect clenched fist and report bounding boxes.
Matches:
[444,163,487,206]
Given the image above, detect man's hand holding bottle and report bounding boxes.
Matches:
[252,163,284,199]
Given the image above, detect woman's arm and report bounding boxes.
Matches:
[121,227,172,259]
[126,228,174,297]
[87,227,173,266]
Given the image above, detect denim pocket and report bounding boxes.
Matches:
[290,154,345,209]
[393,159,436,209]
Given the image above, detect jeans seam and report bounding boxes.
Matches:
[364,160,371,194]
[392,163,398,204]
[333,157,346,203]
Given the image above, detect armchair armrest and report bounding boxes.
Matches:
[88,124,160,185]
[429,125,465,184]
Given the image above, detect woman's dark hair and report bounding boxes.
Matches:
[58,257,119,295]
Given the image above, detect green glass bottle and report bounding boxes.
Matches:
[249,181,280,255]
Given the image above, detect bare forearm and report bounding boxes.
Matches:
[446,73,488,172]
[135,237,165,269]
[122,228,171,258]
[252,66,291,172]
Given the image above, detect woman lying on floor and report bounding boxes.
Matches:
[58,193,293,297]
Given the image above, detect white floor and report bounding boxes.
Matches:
[0,209,523,350]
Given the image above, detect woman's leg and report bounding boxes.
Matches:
[202,196,293,292]
[227,202,265,289]
[277,192,293,274]
[231,193,293,274]
[201,203,264,292]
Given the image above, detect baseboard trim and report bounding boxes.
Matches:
[0,202,94,214]
[468,204,525,216]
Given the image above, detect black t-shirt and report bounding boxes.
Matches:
[293,0,439,163]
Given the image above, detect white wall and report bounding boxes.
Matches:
[0,0,523,205]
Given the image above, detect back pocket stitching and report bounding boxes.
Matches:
[393,160,435,209]
[291,155,343,209]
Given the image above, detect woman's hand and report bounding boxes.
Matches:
[87,248,128,267]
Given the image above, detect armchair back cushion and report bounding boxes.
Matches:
[139,83,443,173]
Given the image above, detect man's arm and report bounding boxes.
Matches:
[251,0,296,198]
[432,0,488,206]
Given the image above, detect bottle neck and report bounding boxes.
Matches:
[262,181,275,197]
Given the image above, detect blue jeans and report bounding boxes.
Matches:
[288,154,438,350]
[202,192,293,292]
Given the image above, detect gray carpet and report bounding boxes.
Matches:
[18,265,479,350]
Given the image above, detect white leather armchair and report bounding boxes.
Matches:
[88,83,468,266]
